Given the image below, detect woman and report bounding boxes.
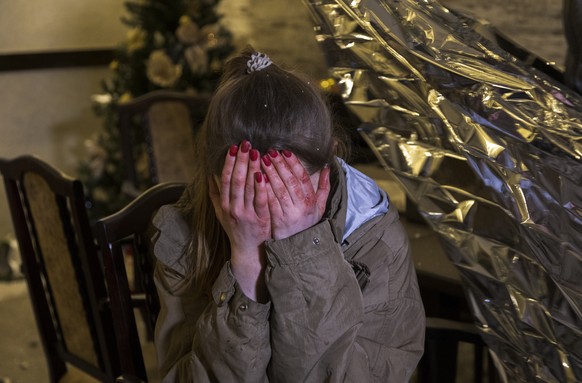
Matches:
[151,48,425,382]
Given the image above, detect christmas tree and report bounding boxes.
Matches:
[79,0,234,220]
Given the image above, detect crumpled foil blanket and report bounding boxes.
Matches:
[303,0,582,381]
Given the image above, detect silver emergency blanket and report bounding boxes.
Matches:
[303,0,582,381]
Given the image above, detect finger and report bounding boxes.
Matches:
[254,172,270,219]
[264,174,283,218]
[262,150,297,207]
[220,144,238,209]
[315,165,331,217]
[245,148,261,208]
[269,150,305,202]
[281,150,315,197]
[230,140,251,208]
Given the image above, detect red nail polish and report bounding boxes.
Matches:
[241,140,251,153]
[229,145,238,156]
[264,174,269,183]
[268,149,278,158]
[262,155,271,166]
[250,149,259,161]
[255,172,262,183]
[282,149,292,158]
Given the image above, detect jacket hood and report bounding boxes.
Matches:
[340,159,389,242]
[325,158,389,244]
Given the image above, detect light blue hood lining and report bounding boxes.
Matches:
[339,159,389,242]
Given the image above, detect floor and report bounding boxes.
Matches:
[0,0,566,381]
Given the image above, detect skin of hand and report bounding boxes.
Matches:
[208,140,270,302]
[260,149,331,240]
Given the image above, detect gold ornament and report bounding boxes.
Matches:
[146,50,183,87]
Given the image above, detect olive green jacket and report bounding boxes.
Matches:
[151,163,425,382]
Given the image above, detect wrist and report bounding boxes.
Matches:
[230,247,268,303]
[230,244,266,268]
[230,257,265,274]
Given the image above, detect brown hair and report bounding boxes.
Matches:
[177,46,339,291]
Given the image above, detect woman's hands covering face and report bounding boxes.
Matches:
[210,142,331,247]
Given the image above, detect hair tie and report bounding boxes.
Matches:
[247,52,272,73]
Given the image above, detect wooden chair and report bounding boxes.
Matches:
[94,182,186,382]
[0,155,120,382]
[117,90,209,192]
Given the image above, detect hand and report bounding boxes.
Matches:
[209,140,271,253]
[208,141,270,301]
[261,149,330,240]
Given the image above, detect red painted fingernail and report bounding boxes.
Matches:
[264,174,269,183]
[262,155,271,166]
[268,149,278,158]
[229,145,238,156]
[250,149,259,161]
[255,172,262,183]
[241,140,251,153]
[282,149,292,158]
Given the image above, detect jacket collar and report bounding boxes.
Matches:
[324,160,348,244]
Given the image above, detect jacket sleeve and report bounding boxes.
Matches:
[152,205,271,383]
[264,208,425,382]
[264,219,367,383]
[154,261,271,383]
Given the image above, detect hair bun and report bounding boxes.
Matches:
[246,52,273,74]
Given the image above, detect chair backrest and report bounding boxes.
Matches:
[117,90,209,190]
[0,155,120,383]
[94,182,186,382]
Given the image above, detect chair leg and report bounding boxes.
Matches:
[488,354,500,383]
[46,352,67,383]
[474,343,484,383]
